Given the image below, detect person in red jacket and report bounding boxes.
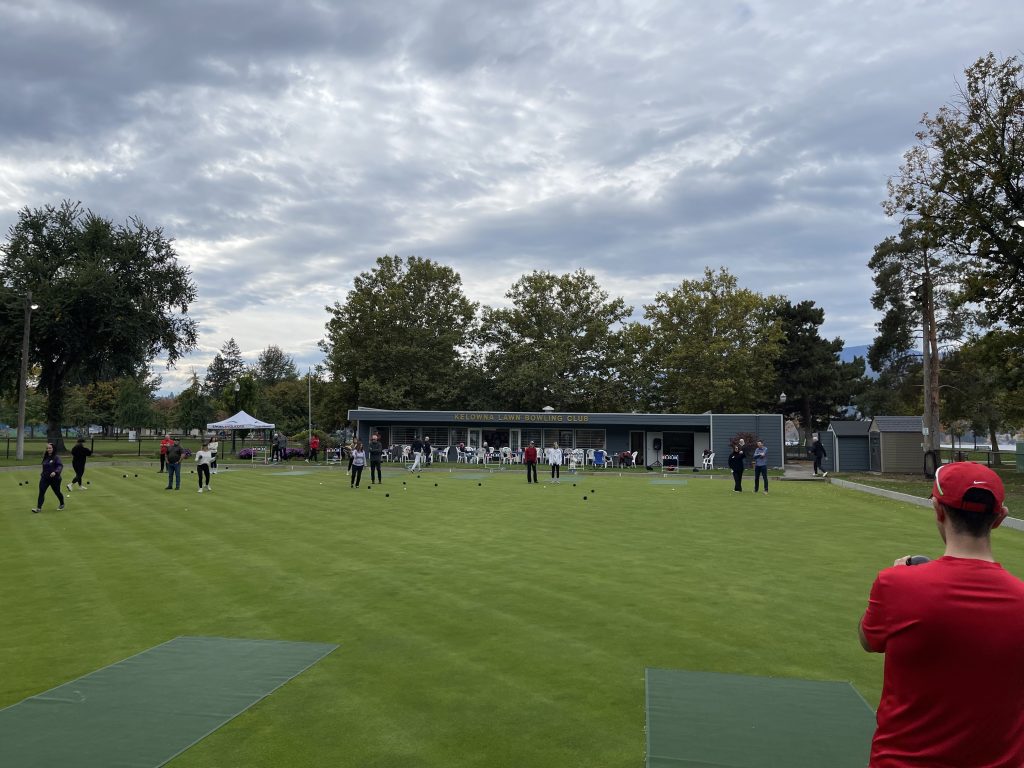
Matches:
[523,441,538,484]
[159,434,173,473]
[308,434,320,463]
[859,462,1024,767]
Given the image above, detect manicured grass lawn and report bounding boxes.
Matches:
[841,465,1024,513]
[4,464,1024,767]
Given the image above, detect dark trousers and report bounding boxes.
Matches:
[159,453,166,472]
[198,464,211,489]
[310,448,318,462]
[71,462,86,487]
[370,460,382,483]
[550,463,560,479]
[813,456,824,474]
[166,462,181,489]
[211,453,217,470]
[526,462,537,483]
[732,467,744,491]
[351,465,364,487]
[37,475,65,508]
[754,465,768,492]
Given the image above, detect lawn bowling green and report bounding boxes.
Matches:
[4,463,1024,766]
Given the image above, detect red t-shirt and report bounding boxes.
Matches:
[861,556,1024,767]
[310,436,320,449]
[523,446,538,463]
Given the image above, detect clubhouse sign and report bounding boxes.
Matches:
[453,412,591,423]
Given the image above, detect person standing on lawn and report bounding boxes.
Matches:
[548,442,563,483]
[32,442,65,513]
[859,462,1024,767]
[308,433,320,463]
[67,437,93,492]
[164,438,183,490]
[208,436,219,474]
[368,432,384,484]
[753,440,768,495]
[159,434,173,473]
[523,441,538,483]
[728,442,745,492]
[195,441,213,493]
[350,441,366,488]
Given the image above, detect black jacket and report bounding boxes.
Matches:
[728,449,745,471]
[71,443,92,467]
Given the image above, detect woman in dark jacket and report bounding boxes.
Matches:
[728,443,746,493]
[33,442,66,513]
[68,437,92,491]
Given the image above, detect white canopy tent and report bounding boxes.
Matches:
[207,410,275,431]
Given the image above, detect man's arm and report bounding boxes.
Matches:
[858,617,878,652]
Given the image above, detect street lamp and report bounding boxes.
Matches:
[232,381,240,452]
[16,292,39,461]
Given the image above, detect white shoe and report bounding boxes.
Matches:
[822,472,828,478]
[198,488,203,493]
[67,483,73,492]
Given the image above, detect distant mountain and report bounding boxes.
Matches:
[839,344,870,365]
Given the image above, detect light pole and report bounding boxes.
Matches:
[232,381,240,452]
[16,292,39,461]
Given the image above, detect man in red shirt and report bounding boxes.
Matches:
[523,441,538,484]
[859,462,1024,767]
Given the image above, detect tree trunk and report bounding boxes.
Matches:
[989,423,1001,467]
[45,379,67,453]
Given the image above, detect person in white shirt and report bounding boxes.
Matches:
[208,437,220,474]
[548,442,563,484]
[195,442,213,493]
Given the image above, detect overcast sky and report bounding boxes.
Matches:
[2,0,1021,394]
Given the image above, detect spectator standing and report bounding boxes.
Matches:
[753,440,768,495]
[859,462,1024,766]
[728,443,745,492]
[276,432,289,462]
[308,433,320,463]
[159,434,173,473]
[811,436,828,477]
[409,436,424,472]
[209,436,219,474]
[67,437,92,492]
[523,441,538,484]
[32,443,65,513]
[368,432,384,484]
[350,441,366,488]
[423,435,432,466]
[548,442,563,483]
[195,441,213,493]
[165,438,183,490]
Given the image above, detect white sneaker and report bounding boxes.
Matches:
[822,472,828,478]
[198,488,203,493]
[207,486,212,492]
[67,483,73,492]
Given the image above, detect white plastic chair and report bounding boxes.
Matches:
[702,451,715,470]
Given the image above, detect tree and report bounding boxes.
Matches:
[252,345,298,384]
[114,376,158,434]
[644,268,784,412]
[772,300,866,443]
[0,201,197,448]
[204,338,246,396]
[321,255,478,411]
[887,53,1024,327]
[174,371,214,434]
[480,269,632,411]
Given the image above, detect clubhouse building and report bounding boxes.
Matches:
[347,408,785,469]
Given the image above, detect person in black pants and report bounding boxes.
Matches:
[350,442,366,488]
[368,432,384,484]
[523,441,538,483]
[67,437,92,492]
[33,443,65,513]
[811,437,829,477]
[728,443,745,493]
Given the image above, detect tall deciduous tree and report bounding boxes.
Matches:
[0,201,197,448]
[481,269,631,411]
[644,267,784,413]
[887,53,1024,327]
[252,345,298,384]
[174,371,213,434]
[322,255,478,411]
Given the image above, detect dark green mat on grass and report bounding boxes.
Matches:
[0,636,338,768]
[645,668,876,768]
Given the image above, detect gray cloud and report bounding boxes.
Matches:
[2,0,1022,394]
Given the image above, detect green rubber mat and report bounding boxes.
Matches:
[645,668,876,767]
[0,636,338,768]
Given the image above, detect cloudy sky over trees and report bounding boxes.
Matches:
[2,0,1021,392]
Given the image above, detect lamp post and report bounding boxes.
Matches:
[16,292,39,461]
[232,381,240,452]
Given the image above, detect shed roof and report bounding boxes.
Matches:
[871,416,923,433]
[828,420,871,436]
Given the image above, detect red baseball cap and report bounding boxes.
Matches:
[932,462,1005,513]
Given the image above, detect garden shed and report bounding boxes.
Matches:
[828,420,871,473]
[868,416,924,474]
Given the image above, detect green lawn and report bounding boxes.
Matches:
[4,464,1024,767]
